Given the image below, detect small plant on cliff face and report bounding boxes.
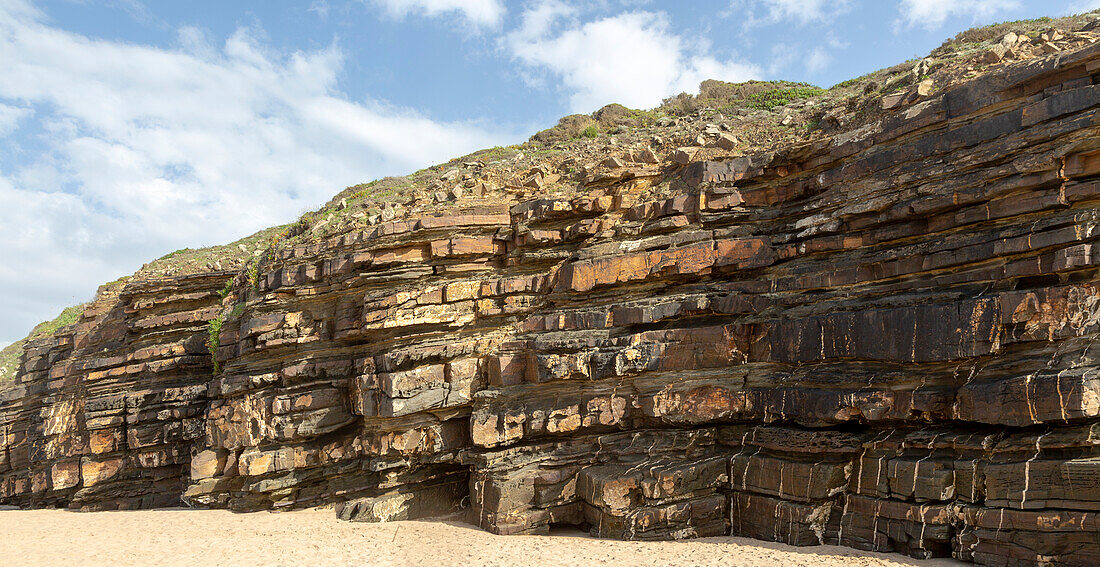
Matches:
[297,211,318,231]
[206,302,247,374]
[228,303,246,321]
[268,235,281,262]
[580,124,599,138]
[247,261,259,289]
[206,314,224,374]
[217,277,233,299]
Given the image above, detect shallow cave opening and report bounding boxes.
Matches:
[547,521,593,537]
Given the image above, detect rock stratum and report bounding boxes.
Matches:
[4,24,1100,567]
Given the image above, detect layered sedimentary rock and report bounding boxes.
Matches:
[0,273,226,509]
[3,33,1100,567]
[182,210,511,514]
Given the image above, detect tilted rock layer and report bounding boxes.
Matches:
[4,38,1100,567]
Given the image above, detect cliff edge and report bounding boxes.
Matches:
[3,14,1100,566]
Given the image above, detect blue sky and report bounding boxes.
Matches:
[1,0,1098,347]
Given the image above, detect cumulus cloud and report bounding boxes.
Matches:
[373,0,505,27]
[897,0,1022,30]
[0,0,513,344]
[505,5,760,112]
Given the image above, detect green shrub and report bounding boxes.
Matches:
[532,114,598,143]
[157,248,191,261]
[247,261,259,289]
[831,77,860,89]
[742,86,826,111]
[206,314,224,373]
[660,92,697,115]
[218,277,233,299]
[581,124,599,138]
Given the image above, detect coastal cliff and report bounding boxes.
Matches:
[4,17,1100,566]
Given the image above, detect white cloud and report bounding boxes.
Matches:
[0,102,31,136]
[1067,0,1100,13]
[310,1,331,19]
[897,0,1022,30]
[730,0,852,28]
[723,1,849,78]
[505,6,760,112]
[805,46,831,74]
[374,0,505,27]
[514,0,576,37]
[0,0,514,344]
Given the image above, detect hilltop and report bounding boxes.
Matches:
[3,11,1097,383]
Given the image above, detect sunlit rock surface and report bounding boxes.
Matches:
[4,35,1100,567]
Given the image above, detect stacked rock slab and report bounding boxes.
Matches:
[181,210,513,514]
[463,43,1100,567]
[0,273,226,509]
[2,39,1100,567]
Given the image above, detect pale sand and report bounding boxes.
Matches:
[0,508,966,567]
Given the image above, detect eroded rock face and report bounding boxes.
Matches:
[0,274,225,510]
[3,40,1100,567]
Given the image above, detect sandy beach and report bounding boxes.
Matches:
[0,507,965,567]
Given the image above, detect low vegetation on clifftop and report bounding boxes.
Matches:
[0,305,85,382]
[3,10,1098,386]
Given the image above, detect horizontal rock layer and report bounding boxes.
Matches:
[0,274,224,510]
[4,39,1100,566]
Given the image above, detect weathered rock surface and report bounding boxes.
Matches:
[0,274,225,510]
[3,34,1100,567]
